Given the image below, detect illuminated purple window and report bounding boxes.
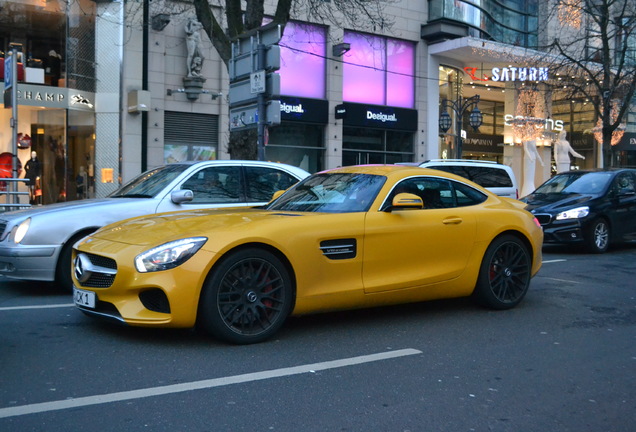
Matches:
[343,32,415,108]
[279,22,326,98]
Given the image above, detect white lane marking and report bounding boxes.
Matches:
[542,259,567,263]
[540,277,583,284]
[0,348,422,418]
[0,303,74,312]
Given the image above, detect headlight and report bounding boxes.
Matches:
[555,206,589,220]
[14,218,31,244]
[135,237,207,273]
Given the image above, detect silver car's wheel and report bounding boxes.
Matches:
[198,248,293,344]
[472,235,531,310]
[586,218,609,254]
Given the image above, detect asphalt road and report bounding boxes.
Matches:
[1,244,635,432]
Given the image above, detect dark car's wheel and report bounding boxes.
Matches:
[198,248,294,344]
[585,218,610,254]
[472,235,532,310]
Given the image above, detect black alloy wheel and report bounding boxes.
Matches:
[198,248,293,344]
[585,218,610,254]
[472,235,532,310]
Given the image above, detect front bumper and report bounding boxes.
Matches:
[0,244,60,281]
[538,218,586,245]
[72,240,216,329]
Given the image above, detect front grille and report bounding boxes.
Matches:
[75,252,117,288]
[534,213,552,226]
[0,220,8,240]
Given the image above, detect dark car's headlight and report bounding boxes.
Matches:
[135,237,207,273]
[555,206,589,220]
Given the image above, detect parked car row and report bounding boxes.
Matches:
[1,154,632,344]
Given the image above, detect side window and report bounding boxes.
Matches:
[181,166,242,204]
[615,173,636,195]
[244,167,299,202]
[386,177,454,209]
[465,167,513,187]
[453,181,488,207]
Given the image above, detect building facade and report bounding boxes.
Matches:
[1,0,635,204]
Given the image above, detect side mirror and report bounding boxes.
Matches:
[171,189,194,204]
[269,190,286,203]
[386,193,423,212]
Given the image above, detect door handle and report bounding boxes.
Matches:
[442,217,463,225]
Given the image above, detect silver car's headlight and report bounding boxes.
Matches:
[13,218,31,244]
[555,206,589,220]
[135,237,207,273]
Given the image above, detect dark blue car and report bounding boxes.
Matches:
[521,169,636,253]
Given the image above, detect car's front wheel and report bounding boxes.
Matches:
[472,235,532,310]
[198,248,294,344]
[585,218,610,254]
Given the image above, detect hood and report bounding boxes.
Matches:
[522,192,596,213]
[91,208,306,246]
[0,198,156,222]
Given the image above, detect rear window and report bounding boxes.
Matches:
[428,165,513,188]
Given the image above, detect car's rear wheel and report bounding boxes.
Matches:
[472,235,531,310]
[198,248,293,344]
[585,218,610,254]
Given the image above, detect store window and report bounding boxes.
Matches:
[279,21,326,98]
[342,128,413,165]
[266,123,324,173]
[343,32,415,108]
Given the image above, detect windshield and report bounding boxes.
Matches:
[109,164,190,198]
[534,172,613,195]
[266,173,386,213]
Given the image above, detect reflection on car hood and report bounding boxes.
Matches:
[90,208,306,246]
[522,193,595,213]
[0,198,154,221]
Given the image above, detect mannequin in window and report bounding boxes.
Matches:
[554,130,585,173]
[24,151,42,204]
[521,140,544,197]
[76,166,87,199]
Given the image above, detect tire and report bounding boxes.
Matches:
[56,232,93,292]
[472,235,532,310]
[198,248,294,344]
[585,218,610,254]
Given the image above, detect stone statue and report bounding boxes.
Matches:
[185,18,204,78]
[554,130,585,173]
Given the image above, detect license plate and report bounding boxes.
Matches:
[74,287,96,309]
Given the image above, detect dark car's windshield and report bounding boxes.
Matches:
[534,172,613,195]
[109,164,190,198]
[266,173,386,213]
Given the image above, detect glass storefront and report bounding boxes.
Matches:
[1,0,97,205]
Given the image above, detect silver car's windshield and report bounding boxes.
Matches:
[266,173,386,213]
[535,172,613,195]
[109,164,190,198]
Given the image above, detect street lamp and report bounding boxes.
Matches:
[439,95,483,159]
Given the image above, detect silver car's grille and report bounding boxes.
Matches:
[0,220,7,239]
[75,252,117,288]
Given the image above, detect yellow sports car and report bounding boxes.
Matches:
[73,165,543,344]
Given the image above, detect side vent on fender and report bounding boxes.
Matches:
[319,239,357,260]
